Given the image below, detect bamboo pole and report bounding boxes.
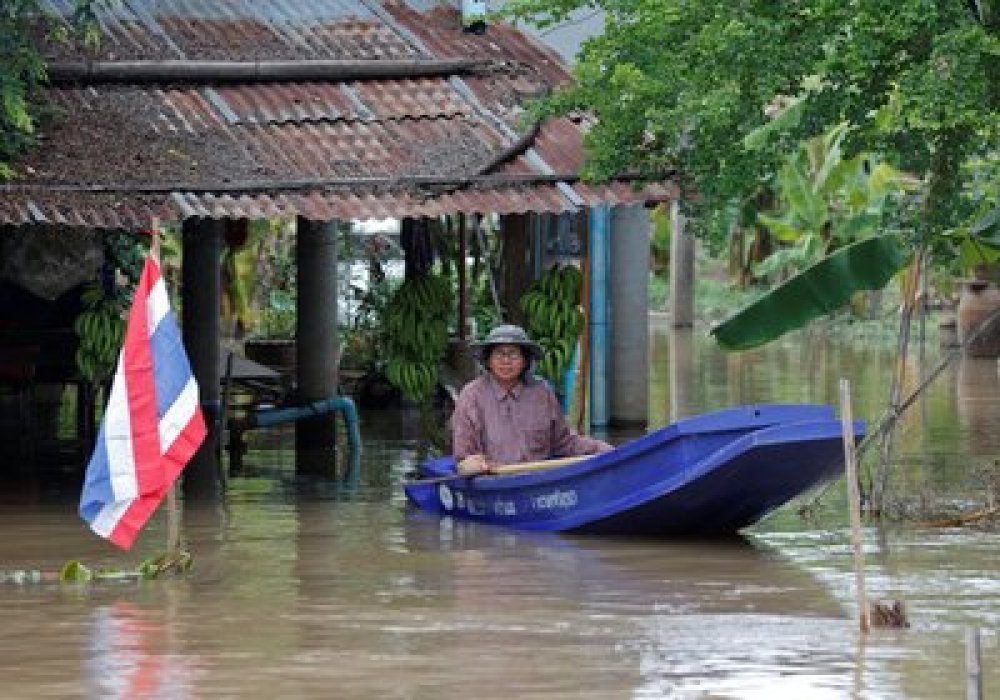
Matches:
[150,222,182,554]
[574,247,592,434]
[475,222,501,319]
[457,214,468,341]
[841,378,870,633]
[966,627,983,700]
[166,486,180,553]
[872,248,924,513]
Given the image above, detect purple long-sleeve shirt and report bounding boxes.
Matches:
[451,373,612,465]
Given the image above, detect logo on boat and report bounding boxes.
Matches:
[437,484,454,511]
[531,489,578,510]
[493,500,517,516]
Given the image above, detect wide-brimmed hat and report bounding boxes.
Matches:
[473,324,542,362]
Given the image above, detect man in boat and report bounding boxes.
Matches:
[452,324,612,476]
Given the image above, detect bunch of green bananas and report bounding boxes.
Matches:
[74,282,126,382]
[383,274,452,402]
[519,264,585,383]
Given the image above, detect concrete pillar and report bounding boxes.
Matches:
[669,328,695,422]
[294,218,339,475]
[610,203,649,426]
[181,217,222,500]
[669,199,696,327]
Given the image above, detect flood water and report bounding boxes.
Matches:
[2,318,998,698]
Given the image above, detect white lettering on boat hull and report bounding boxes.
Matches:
[531,489,578,510]
[437,484,454,511]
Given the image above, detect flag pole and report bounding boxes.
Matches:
[149,219,181,555]
[166,487,180,554]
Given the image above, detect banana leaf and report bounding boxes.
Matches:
[970,206,1000,243]
[711,235,911,351]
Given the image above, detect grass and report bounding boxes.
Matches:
[648,268,763,322]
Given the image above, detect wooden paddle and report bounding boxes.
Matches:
[404,454,591,486]
[491,454,589,475]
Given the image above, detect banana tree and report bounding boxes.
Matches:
[751,122,919,281]
[713,122,919,350]
[712,234,911,351]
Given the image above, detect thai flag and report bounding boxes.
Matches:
[79,254,206,550]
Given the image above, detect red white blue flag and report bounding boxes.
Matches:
[79,254,206,550]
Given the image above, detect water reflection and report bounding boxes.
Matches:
[394,516,910,699]
[667,327,695,421]
[84,600,199,699]
[957,356,1000,456]
[403,514,844,617]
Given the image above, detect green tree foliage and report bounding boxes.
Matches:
[0,0,99,180]
[0,1,47,179]
[504,0,1000,250]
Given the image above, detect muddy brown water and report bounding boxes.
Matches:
[1,321,997,698]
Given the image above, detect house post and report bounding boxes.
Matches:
[610,203,649,426]
[669,199,695,327]
[182,217,223,499]
[295,218,339,475]
[498,213,533,328]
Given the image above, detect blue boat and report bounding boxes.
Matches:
[403,404,865,537]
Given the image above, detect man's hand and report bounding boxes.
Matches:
[457,454,492,476]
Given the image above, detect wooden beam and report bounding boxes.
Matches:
[46,59,487,85]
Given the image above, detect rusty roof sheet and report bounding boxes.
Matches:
[0,181,672,227]
[5,1,671,229]
[36,0,413,62]
[383,2,571,87]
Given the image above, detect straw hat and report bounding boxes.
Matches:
[472,324,542,362]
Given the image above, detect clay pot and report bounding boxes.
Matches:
[938,315,959,348]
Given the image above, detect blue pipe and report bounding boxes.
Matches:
[589,204,611,428]
[560,340,579,415]
[244,396,361,455]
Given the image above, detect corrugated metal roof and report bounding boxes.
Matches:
[0,180,672,226]
[37,0,407,62]
[5,1,671,229]
[384,2,570,87]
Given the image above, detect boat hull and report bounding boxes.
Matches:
[404,404,865,537]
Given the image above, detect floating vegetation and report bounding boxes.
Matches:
[0,550,193,585]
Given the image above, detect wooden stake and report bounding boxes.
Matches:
[840,378,870,633]
[457,214,468,341]
[149,216,162,260]
[966,627,982,700]
[574,253,591,434]
[151,217,182,554]
[166,484,180,553]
